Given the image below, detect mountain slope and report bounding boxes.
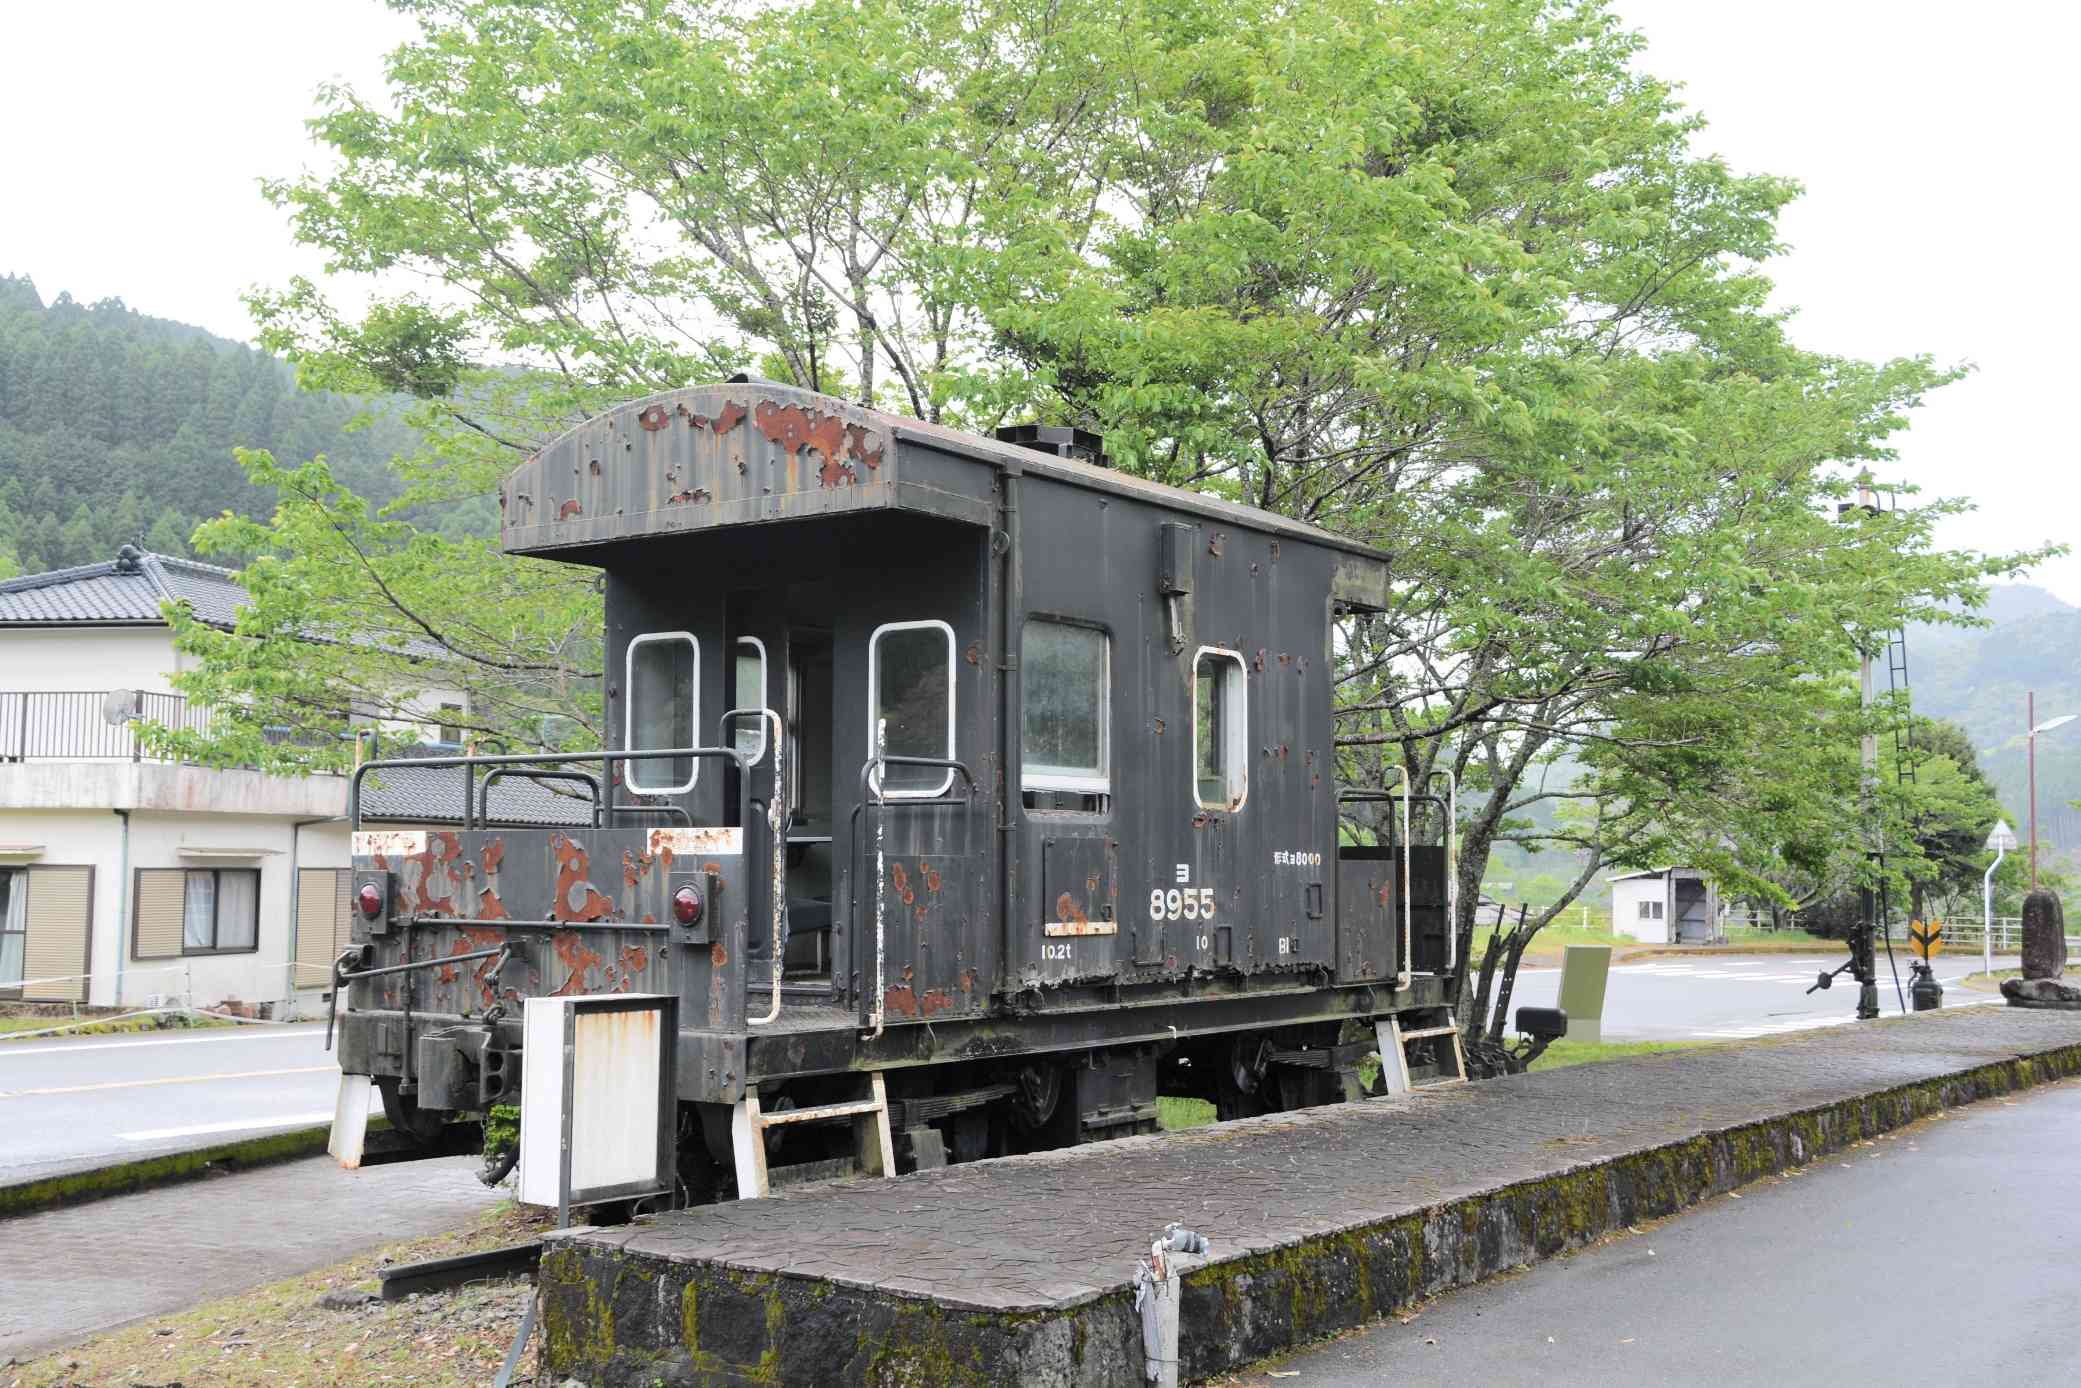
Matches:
[0,273,415,576]
[1906,584,2081,853]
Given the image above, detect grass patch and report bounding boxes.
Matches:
[1159,1096,1216,1131]
[1529,1037,1716,1070]
[7,1200,554,1387]
[0,1007,237,1040]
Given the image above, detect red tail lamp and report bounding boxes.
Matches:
[672,884,703,926]
[356,882,385,918]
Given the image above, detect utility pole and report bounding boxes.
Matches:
[1852,477,1881,1020]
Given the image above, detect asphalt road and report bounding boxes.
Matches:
[0,1023,358,1183]
[1504,952,2014,1041]
[1245,1074,2081,1388]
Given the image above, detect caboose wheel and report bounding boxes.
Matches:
[1214,1036,1272,1121]
[1009,1063,1061,1131]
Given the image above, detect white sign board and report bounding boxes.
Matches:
[518,993,676,1218]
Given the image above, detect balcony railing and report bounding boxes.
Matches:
[0,690,215,763]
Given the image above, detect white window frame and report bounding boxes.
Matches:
[1021,617,1111,796]
[734,636,769,765]
[624,630,701,796]
[1192,645,1249,813]
[868,618,956,799]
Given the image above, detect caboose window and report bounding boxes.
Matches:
[626,631,699,794]
[734,636,768,765]
[1194,648,1247,811]
[1022,618,1108,795]
[869,620,955,798]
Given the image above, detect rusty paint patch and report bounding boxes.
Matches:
[667,485,713,505]
[890,862,915,907]
[637,403,671,431]
[1253,648,1266,672]
[713,401,746,434]
[620,943,650,975]
[884,984,919,1020]
[1153,717,1165,735]
[588,459,602,476]
[1057,891,1087,928]
[1207,531,1225,557]
[477,886,510,922]
[622,848,656,890]
[482,837,505,875]
[557,499,583,519]
[549,929,606,997]
[549,835,616,922]
[753,400,885,486]
[922,863,942,894]
[964,642,982,666]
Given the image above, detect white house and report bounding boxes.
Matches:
[0,546,464,1015]
[1609,867,1721,945]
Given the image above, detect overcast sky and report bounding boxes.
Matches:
[2,1,2071,599]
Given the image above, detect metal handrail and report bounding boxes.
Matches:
[855,731,979,1040]
[349,745,747,831]
[1429,770,1458,972]
[477,768,603,829]
[720,709,788,1026]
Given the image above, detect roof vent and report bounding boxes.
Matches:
[993,423,1108,468]
[114,543,145,574]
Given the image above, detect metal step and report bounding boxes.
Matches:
[731,1073,896,1200]
[1377,1007,1468,1096]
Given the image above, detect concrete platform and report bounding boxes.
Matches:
[539,1008,2081,1386]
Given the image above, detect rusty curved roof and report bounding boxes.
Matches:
[498,382,1390,567]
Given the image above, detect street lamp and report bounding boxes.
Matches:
[1983,819,2017,976]
[2027,692,2075,893]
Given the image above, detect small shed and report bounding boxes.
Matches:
[1609,868,1720,945]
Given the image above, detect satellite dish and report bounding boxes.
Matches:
[101,689,143,726]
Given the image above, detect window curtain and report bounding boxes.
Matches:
[183,870,216,949]
[215,871,259,951]
[0,870,25,986]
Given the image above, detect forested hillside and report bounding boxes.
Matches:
[0,273,416,577]
[1912,584,2081,857]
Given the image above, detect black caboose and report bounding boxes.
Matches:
[335,382,1463,1198]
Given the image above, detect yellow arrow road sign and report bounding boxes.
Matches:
[1907,919,1943,960]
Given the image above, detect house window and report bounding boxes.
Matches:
[734,636,768,765]
[1638,901,1653,920]
[1193,647,1248,811]
[1022,619,1108,801]
[1652,900,1665,920]
[869,620,955,798]
[0,869,24,989]
[181,869,259,954]
[626,631,699,794]
[437,702,465,745]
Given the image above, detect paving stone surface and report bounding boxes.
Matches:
[0,1154,503,1359]
[560,1007,2081,1311]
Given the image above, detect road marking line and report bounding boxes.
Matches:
[0,1065,335,1099]
[3,1028,324,1059]
[119,1111,337,1143]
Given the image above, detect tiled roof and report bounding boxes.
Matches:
[357,749,599,828]
[0,547,247,629]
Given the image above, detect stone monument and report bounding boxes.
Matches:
[2001,888,2081,1009]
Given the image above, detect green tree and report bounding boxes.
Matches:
[190,0,2049,934]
